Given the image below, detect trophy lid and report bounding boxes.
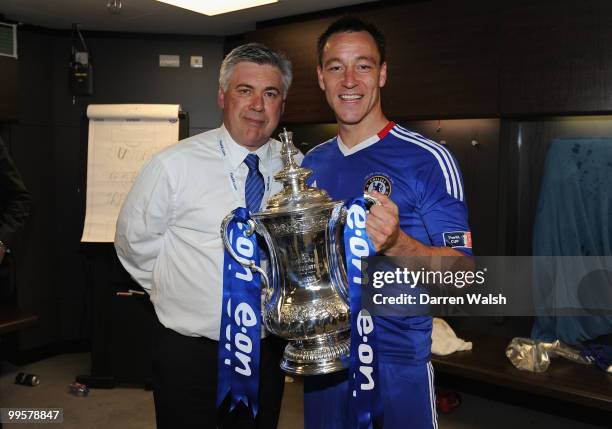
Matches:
[259,128,334,215]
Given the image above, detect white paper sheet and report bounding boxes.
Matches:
[81,104,180,243]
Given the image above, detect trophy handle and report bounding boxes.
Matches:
[328,203,349,303]
[256,224,281,320]
[363,193,381,208]
[220,213,270,291]
[327,194,381,304]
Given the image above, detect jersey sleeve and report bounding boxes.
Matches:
[302,152,317,187]
[417,153,473,256]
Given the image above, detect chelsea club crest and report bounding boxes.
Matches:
[364,174,392,196]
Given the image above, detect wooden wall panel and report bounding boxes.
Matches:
[0,56,18,121]
[248,1,499,122]
[403,119,501,255]
[499,0,604,115]
[372,1,499,119]
[247,18,336,123]
[599,1,612,111]
[247,0,612,120]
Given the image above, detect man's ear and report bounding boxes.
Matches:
[379,62,387,88]
[217,87,225,109]
[317,66,326,91]
[281,99,286,116]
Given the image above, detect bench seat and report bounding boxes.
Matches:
[431,332,612,413]
[0,306,38,335]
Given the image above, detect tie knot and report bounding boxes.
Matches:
[244,154,259,172]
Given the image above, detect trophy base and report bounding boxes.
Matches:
[280,331,350,376]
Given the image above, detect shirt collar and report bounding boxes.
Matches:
[336,121,395,156]
[220,124,271,171]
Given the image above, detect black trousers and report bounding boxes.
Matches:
[152,322,285,429]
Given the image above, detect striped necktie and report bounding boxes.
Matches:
[244,153,264,214]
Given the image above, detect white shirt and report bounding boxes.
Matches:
[114,125,303,340]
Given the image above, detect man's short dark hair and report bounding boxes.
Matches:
[317,16,386,66]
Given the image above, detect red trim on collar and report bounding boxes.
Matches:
[377,121,396,140]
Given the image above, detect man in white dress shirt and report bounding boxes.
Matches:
[115,43,301,429]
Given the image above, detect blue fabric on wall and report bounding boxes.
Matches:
[532,138,612,345]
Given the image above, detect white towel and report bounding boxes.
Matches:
[431,318,472,356]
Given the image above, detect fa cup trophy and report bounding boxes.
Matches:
[221,129,356,376]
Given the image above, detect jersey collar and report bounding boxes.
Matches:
[336,121,396,156]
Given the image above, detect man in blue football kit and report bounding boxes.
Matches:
[302,17,472,429]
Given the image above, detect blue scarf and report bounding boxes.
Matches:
[217,207,262,417]
[345,196,383,429]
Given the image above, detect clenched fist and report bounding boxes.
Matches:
[365,191,401,254]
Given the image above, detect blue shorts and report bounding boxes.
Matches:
[304,361,438,429]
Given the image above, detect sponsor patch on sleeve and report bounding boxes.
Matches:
[443,231,472,249]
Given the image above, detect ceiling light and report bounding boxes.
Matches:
[107,0,122,14]
[155,0,279,16]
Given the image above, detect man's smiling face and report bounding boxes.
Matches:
[317,31,387,127]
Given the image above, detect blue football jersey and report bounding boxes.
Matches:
[302,122,472,364]
[303,122,471,255]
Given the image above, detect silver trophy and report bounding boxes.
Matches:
[221,129,360,376]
